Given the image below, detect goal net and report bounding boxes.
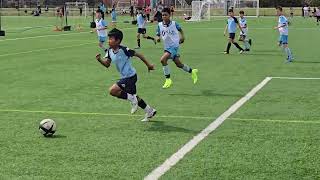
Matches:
[189,1,211,21]
[211,0,259,17]
[65,2,88,29]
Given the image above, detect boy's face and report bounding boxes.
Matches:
[239,13,244,18]
[108,36,121,48]
[96,12,101,19]
[162,12,170,22]
[276,9,282,16]
[229,11,234,16]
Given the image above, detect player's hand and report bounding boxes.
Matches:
[96,54,101,60]
[223,32,226,36]
[156,37,161,43]
[179,38,185,44]
[273,26,278,30]
[147,64,155,72]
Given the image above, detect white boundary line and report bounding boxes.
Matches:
[144,77,272,180]
[0,42,95,57]
[145,76,320,179]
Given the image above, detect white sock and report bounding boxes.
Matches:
[144,105,152,113]
[127,94,136,103]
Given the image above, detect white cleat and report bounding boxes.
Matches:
[239,50,244,54]
[141,108,157,122]
[130,95,138,114]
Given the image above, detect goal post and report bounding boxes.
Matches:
[211,0,259,17]
[189,0,259,21]
[65,2,88,30]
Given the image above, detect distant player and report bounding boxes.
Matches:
[274,6,294,63]
[238,10,252,51]
[95,9,108,52]
[135,9,156,49]
[111,6,117,27]
[224,9,244,54]
[315,7,320,25]
[95,28,157,122]
[156,8,198,89]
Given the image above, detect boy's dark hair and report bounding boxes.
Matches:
[239,10,244,14]
[276,6,283,11]
[96,9,103,14]
[228,9,234,13]
[108,28,123,42]
[162,7,171,15]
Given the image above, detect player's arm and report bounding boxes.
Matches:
[134,52,155,72]
[224,24,228,36]
[237,23,244,34]
[95,54,111,68]
[156,24,161,42]
[176,22,185,44]
[274,24,286,29]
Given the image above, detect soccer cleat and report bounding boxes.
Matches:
[245,49,250,51]
[162,78,173,89]
[239,50,244,54]
[134,47,141,49]
[141,108,157,122]
[191,69,198,84]
[223,51,229,54]
[130,95,138,114]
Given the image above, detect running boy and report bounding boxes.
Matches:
[95,28,157,122]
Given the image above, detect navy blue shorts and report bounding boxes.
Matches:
[116,74,137,94]
[229,33,236,40]
[138,28,146,34]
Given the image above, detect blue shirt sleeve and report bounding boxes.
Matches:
[280,16,287,25]
[175,22,182,31]
[156,24,160,36]
[102,20,108,27]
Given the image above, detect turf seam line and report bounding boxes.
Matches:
[0,109,319,124]
[144,77,272,180]
[271,77,320,80]
[0,109,212,120]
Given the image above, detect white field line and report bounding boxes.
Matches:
[1,109,319,124]
[144,77,272,180]
[0,109,212,120]
[0,42,95,57]
[0,26,141,42]
[0,31,89,42]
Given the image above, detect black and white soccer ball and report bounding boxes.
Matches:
[39,119,56,137]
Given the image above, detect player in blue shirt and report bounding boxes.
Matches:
[135,8,156,49]
[95,28,157,122]
[95,9,108,52]
[274,6,294,62]
[224,9,244,54]
[111,5,117,27]
[156,8,198,89]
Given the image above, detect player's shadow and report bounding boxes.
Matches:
[169,90,242,98]
[46,135,67,139]
[146,121,197,134]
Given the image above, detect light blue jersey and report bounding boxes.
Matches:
[104,46,136,78]
[137,14,146,28]
[156,21,182,49]
[227,16,238,33]
[278,15,288,35]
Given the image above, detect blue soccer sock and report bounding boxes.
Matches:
[284,47,293,59]
[244,40,251,50]
[163,65,171,78]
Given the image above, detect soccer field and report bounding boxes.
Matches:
[0,16,320,179]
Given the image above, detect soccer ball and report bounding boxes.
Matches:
[39,119,56,137]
